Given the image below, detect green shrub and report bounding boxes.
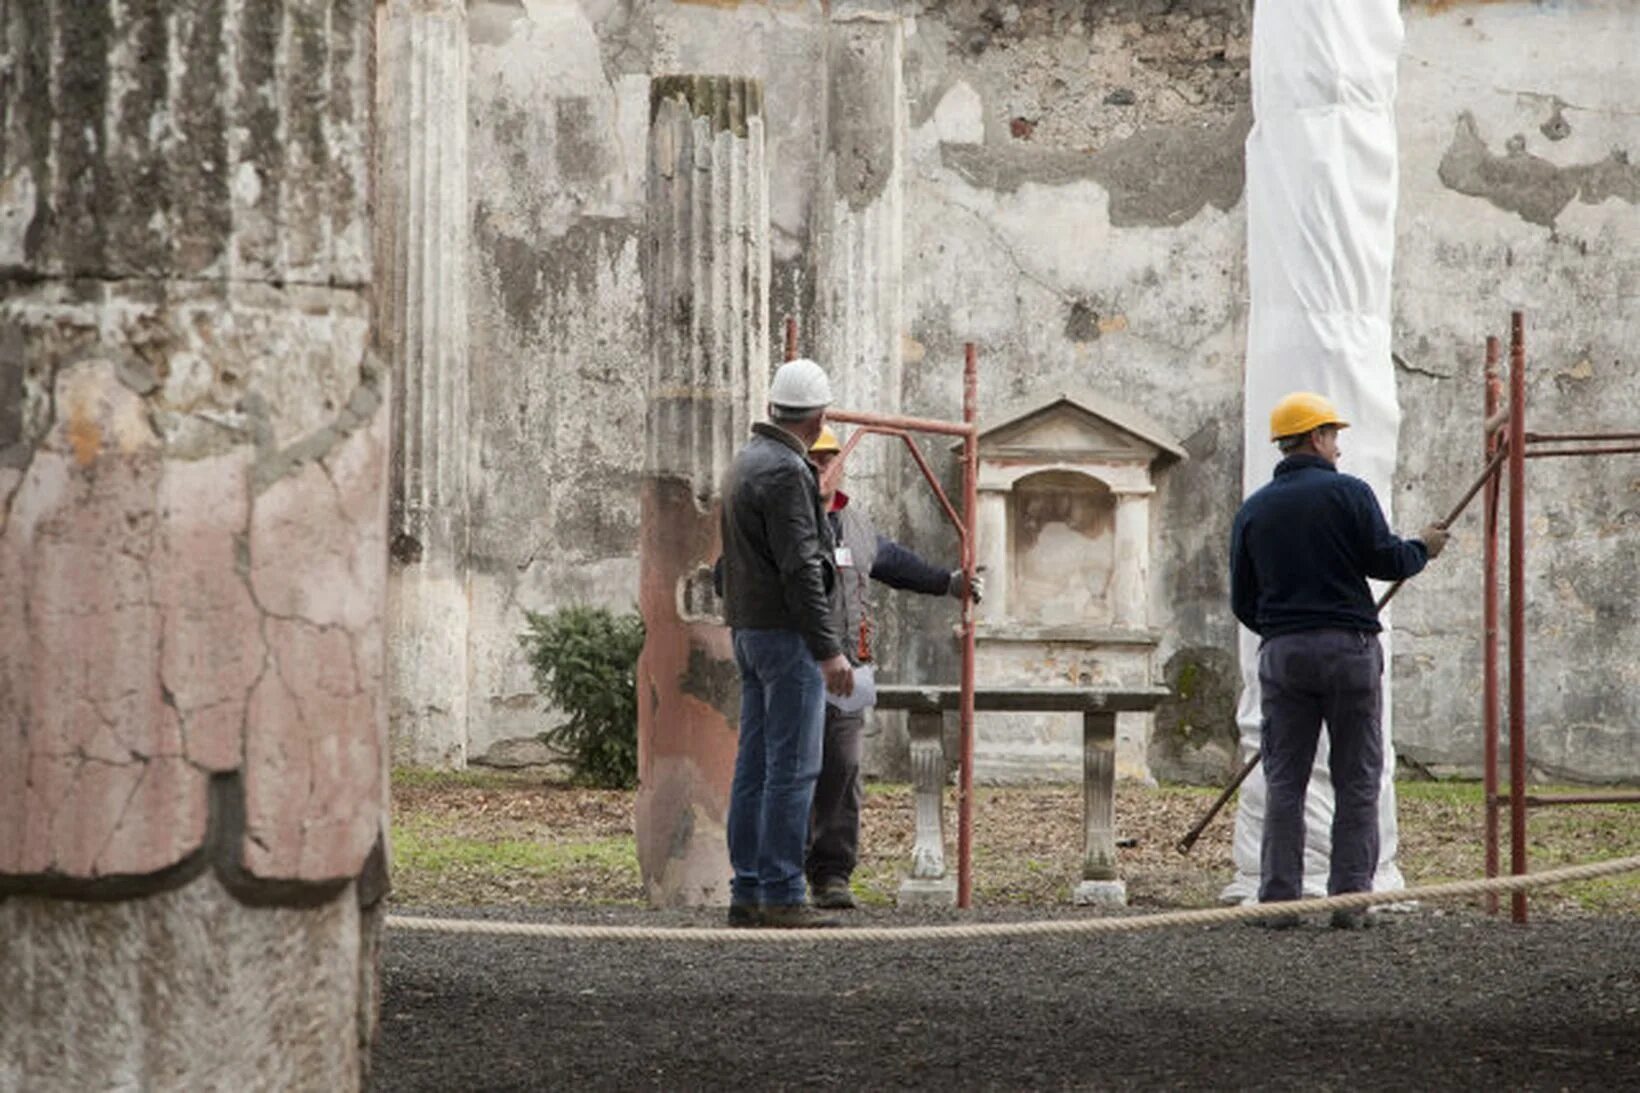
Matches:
[520,606,645,789]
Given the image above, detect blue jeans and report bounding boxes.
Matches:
[727,629,825,907]
[1258,628,1384,902]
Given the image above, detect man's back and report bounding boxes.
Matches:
[1231,454,1426,638]
[720,424,840,659]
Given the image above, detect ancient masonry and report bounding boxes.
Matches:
[0,4,386,1088]
[378,0,473,769]
[634,75,769,906]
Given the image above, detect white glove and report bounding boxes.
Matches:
[948,567,985,605]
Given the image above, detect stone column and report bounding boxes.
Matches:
[0,4,386,1089]
[1110,492,1151,629]
[813,9,906,498]
[635,76,769,907]
[377,0,471,769]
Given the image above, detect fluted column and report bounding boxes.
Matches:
[377,0,471,768]
[635,76,769,907]
[813,11,906,498]
[0,3,385,1089]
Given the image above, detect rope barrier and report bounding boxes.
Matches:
[385,853,1640,944]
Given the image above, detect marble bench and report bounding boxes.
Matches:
[874,684,1171,908]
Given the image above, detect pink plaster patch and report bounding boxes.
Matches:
[156,450,264,771]
[1,450,210,879]
[243,618,382,881]
[95,757,207,875]
[250,413,385,634]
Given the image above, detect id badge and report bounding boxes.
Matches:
[835,546,854,569]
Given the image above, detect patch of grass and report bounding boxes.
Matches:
[391,767,538,792]
[1395,780,1487,807]
[394,826,635,876]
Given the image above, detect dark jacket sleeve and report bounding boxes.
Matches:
[764,461,843,660]
[870,534,952,595]
[1229,509,1260,635]
[1352,480,1429,582]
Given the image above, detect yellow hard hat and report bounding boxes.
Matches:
[1269,391,1349,441]
[810,426,842,455]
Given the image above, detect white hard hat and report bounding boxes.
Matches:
[768,358,833,411]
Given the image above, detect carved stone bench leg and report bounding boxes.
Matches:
[898,710,956,908]
[1073,709,1126,906]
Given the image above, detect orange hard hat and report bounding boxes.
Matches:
[1269,391,1349,441]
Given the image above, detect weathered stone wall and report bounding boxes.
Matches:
[431,0,1639,784]
[888,0,1251,783]
[462,0,652,760]
[1390,4,1640,781]
[1,2,386,1086]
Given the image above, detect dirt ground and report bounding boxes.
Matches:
[376,774,1640,1090]
[376,906,1640,1091]
[386,772,1640,916]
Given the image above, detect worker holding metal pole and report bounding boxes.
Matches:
[803,427,982,910]
[1229,392,1449,929]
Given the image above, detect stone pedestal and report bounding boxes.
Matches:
[1075,710,1124,907]
[897,710,956,908]
[377,0,472,769]
[0,4,385,1088]
[634,76,769,907]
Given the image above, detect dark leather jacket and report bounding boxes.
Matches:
[720,423,842,659]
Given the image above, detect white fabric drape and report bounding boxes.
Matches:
[1224,0,1407,902]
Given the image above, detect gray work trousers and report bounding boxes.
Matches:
[1257,628,1384,903]
[805,704,865,885]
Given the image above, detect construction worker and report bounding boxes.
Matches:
[1229,392,1449,929]
[806,427,982,909]
[719,358,854,930]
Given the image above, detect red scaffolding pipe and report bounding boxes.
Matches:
[959,344,980,911]
[1484,310,1640,923]
[784,318,982,908]
[1482,335,1501,916]
[1507,310,1529,924]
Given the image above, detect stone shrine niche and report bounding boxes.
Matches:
[969,392,1184,782]
[1011,470,1117,627]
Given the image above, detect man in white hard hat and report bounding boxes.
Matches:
[718,358,855,929]
[1231,392,1448,929]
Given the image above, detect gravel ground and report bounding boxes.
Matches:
[375,905,1640,1091]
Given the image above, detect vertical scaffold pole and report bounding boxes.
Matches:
[1507,311,1529,924]
[958,343,980,909]
[1482,335,1502,916]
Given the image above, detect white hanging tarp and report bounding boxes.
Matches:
[1224,0,1407,902]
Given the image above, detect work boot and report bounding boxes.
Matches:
[1330,907,1371,931]
[759,903,841,929]
[811,877,857,910]
[726,903,761,929]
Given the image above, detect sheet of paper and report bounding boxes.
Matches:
[825,663,875,713]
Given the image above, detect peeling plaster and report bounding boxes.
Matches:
[939,107,1251,228]
[1438,111,1640,228]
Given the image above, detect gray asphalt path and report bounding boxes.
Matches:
[375,906,1640,1091]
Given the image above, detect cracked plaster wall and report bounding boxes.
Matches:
[1390,3,1640,781]
[457,0,1639,783]
[0,2,385,1085]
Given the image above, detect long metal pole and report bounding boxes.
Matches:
[958,343,979,909]
[1508,311,1529,924]
[1482,335,1502,915]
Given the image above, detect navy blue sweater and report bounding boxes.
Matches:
[1230,454,1428,638]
